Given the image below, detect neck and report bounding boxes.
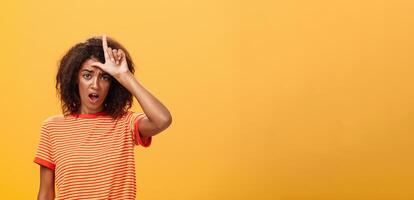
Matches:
[79,106,104,114]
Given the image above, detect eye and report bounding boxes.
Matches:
[82,73,91,80]
[101,75,110,81]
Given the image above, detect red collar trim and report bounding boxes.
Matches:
[71,111,108,118]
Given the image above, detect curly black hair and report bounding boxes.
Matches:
[56,36,135,119]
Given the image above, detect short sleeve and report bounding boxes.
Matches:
[130,112,152,147]
[33,122,55,170]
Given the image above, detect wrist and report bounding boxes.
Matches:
[114,70,132,80]
[115,71,134,85]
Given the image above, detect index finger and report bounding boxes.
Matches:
[102,35,110,61]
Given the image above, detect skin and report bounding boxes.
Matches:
[38,35,172,200]
[37,166,55,200]
[78,57,112,114]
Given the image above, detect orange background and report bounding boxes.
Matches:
[0,0,413,199]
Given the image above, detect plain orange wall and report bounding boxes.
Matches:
[0,0,413,199]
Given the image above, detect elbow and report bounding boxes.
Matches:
[157,116,172,131]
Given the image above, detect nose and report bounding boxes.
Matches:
[91,76,100,90]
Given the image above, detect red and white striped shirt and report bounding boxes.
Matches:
[34,111,151,199]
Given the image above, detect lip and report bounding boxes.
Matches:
[88,93,100,104]
[88,96,99,104]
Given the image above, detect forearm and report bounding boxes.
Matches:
[37,191,55,200]
[115,71,172,129]
[38,166,55,200]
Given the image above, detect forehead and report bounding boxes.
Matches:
[80,58,104,73]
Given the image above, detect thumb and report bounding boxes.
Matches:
[90,62,107,71]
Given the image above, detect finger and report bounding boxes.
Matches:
[102,35,108,48]
[118,49,127,63]
[102,35,110,62]
[117,49,124,59]
[112,49,119,64]
[117,50,123,63]
[107,47,115,63]
[115,49,121,64]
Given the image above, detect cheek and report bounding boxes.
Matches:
[102,82,111,94]
[77,80,88,93]
[79,80,94,96]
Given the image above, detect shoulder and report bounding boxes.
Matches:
[119,111,145,123]
[41,114,66,127]
[123,111,143,118]
[38,114,65,134]
[128,111,145,120]
[44,114,65,123]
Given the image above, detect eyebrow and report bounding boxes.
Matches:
[81,69,93,73]
[81,69,109,76]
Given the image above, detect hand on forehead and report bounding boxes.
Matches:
[82,58,108,74]
[85,35,127,77]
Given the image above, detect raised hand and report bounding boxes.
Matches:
[91,35,130,79]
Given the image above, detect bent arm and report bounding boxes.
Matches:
[116,72,172,137]
[37,166,55,200]
[92,36,172,138]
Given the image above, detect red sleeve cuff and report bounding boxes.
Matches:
[134,116,152,147]
[34,157,55,170]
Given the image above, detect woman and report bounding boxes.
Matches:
[34,35,172,200]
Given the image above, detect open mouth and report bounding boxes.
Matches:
[88,93,99,104]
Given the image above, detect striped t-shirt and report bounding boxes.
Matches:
[33,111,152,200]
